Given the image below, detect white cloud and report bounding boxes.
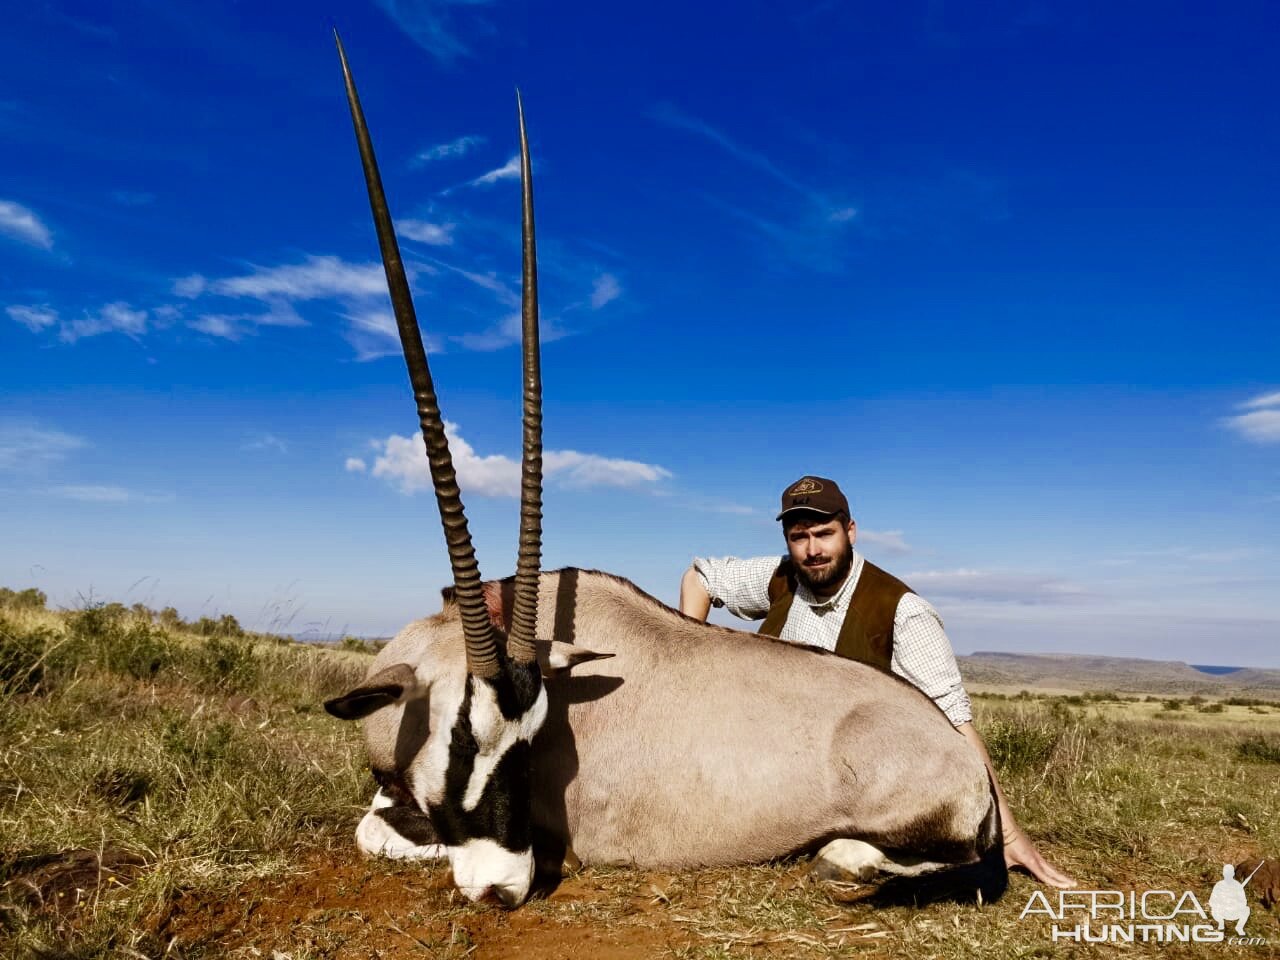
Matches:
[372,0,496,65]
[542,450,673,488]
[173,274,208,298]
[451,311,568,352]
[400,219,455,246]
[465,155,520,189]
[904,568,1088,605]
[189,314,243,340]
[1241,390,1280,410]
[49,484,132,502]
[1222,390,1280,444]
[590,273,621,310]
[59,302,148,343]
[414,135,484,165]
[345,457,367,473]
[342,307,441,362]
[47,484,173,504]
[858,529,912,555]
[0,199,53,250]
[828,206,858,223]
[7,305,58,332]
[210,255,387,300]
[366,422,671,497]
[0,423,86,472]
[244,433,288,454]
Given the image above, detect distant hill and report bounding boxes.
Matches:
[958,650,1280,700]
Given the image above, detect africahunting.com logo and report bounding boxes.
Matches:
[1021,860,1271,946]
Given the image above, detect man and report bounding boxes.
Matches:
[679,475,1076,889]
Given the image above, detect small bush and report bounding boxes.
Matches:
[0,586,48,610]
[1197,701,1225,714]
[68,604,176,680]
[192,634,258,691]
[0,613,56,694]
[1236,735,1280,764]
[1162,699,1183,711]
[984,709,1064,777]
[340,635,374,654]
[1187,695,1206,706]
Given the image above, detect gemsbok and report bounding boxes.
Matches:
[325,35,1006,908]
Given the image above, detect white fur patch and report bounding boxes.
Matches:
[461,681,548,812]
[449,838,535,906]
[355,790,446,861]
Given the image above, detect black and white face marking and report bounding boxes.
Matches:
[423,656,547,906]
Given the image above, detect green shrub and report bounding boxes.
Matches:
[192,634,258,691]
[1197,701,1225,714]
[1162,699,1183,711]
[340,635,374,654]
[0,586,48,610]
[68,604,176,680]
[1236,735,1280,764]
[0,613,55,694]
[984,708,1066,777]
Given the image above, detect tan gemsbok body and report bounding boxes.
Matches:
[325,38,1006,907]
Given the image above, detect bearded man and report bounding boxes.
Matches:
[679,475,1075,889]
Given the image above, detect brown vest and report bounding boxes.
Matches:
[758,558,912,672]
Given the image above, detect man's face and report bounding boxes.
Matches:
[784,514,856,593]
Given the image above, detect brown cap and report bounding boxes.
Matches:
[776,476,849,522]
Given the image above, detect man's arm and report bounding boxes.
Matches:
[679,565,712,621]
[679,556,778,623]
[892,596,1076,889]
[956,721,1076,889]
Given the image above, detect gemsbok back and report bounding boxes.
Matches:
[325,36,1007,908]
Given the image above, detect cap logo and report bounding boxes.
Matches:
[789,478,822,496]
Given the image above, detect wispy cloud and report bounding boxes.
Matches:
[341,306,442,362]
[590,273,622,309]
[460,154,520,190]
[0,423,86,473]
[47,484,173,504]
[413,134,484,166]
[6,305,58,332]
[904,568,1089,605]
[859,529,912,555]
[399,219,456,246]
[650,104,820,201]
[451,311,567,352]
[60,302,150,343]
[244,432,288,454]
[188,314,243,341]
[1222,389,1280,444]
[373,0,497,66]
[0,199,54,250]
[205,256,387,300]
[345,457,367,473]
[365,422,672,497]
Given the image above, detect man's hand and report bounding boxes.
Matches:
[1004,828,1076,888]
[956,722,1077,889]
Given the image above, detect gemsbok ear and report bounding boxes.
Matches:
[324,663,418,720]
[540,642,614,678]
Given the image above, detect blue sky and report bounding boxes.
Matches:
[2,1,1278,665]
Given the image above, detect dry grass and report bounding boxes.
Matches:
[2,596,1278,958]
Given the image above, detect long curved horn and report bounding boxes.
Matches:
[506,91,541,666]
[335,32,500,679]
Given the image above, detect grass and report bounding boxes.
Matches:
[3,594,1279,958]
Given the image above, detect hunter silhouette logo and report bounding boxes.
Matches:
[1210,861,1266,936]
[789,478,822,496]
[1020,858,1270,946]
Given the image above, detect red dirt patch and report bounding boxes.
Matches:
[157,854,693,959]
